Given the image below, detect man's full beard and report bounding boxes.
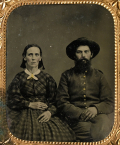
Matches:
[74,58,91,74]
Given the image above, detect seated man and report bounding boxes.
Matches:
[56,37,114,142]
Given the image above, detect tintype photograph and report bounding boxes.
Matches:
[6,4,114,142]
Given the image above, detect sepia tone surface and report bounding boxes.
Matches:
[0,0,119,145]
[6,3,114,143]
[6,4,114,91]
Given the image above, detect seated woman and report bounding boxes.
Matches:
[7,44,75,141]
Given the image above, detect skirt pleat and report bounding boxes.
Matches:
[10,108,75,141]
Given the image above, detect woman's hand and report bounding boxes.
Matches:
[29,102,48,110]
[37,111,51,123]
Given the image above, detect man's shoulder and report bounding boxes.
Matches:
[61,68,77,81]
[62,67,74,75]
[94,69,103,74]
[93,68,104,77]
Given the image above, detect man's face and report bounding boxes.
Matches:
[75,45,93,61]
[24,47,41,68]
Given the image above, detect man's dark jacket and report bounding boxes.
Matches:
[56,67,114,122]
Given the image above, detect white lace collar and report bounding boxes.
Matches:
[24,69,40,80]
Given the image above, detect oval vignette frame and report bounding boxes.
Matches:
[0,0,119,145]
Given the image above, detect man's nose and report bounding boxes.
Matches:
[82,52,85,57]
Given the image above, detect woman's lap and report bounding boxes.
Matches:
[10,109,75,141]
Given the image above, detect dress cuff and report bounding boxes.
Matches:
[47,106,57,116]
[24,101,30,108]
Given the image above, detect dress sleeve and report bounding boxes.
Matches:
[7,75,30,110]
[56,72,83,120]
[46,76,57,116]
[92,74,114,114]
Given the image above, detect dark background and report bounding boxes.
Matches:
[6,4,114,93]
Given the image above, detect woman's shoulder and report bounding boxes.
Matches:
[8,71,25,88]
[39,71,56,82]
[13,71,26,80]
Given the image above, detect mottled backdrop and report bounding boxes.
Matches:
[6,4,114,93]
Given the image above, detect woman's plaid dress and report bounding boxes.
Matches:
[7,70,75,141]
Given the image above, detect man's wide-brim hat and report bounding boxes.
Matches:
[66,37,100,60]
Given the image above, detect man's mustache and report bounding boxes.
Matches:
[76,58,89,63]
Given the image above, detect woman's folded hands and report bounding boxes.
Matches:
[29,102,48,110]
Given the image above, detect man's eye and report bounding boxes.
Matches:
[35,54,39,56]
[76,51,82,53]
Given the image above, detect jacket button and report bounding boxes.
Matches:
[84,95,86,97]
[83,88,85,90]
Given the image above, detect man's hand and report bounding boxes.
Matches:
[29,102,48,110]
[37,111,51,123]
[80,107,97,121]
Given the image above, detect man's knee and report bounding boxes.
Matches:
[91,114,113,141]
[70,114,113,141]
[71,121,92,141]
[71,121,91,133]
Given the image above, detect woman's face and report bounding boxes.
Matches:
[24,47,41,68]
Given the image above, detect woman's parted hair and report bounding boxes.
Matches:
[20,44,45,69]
